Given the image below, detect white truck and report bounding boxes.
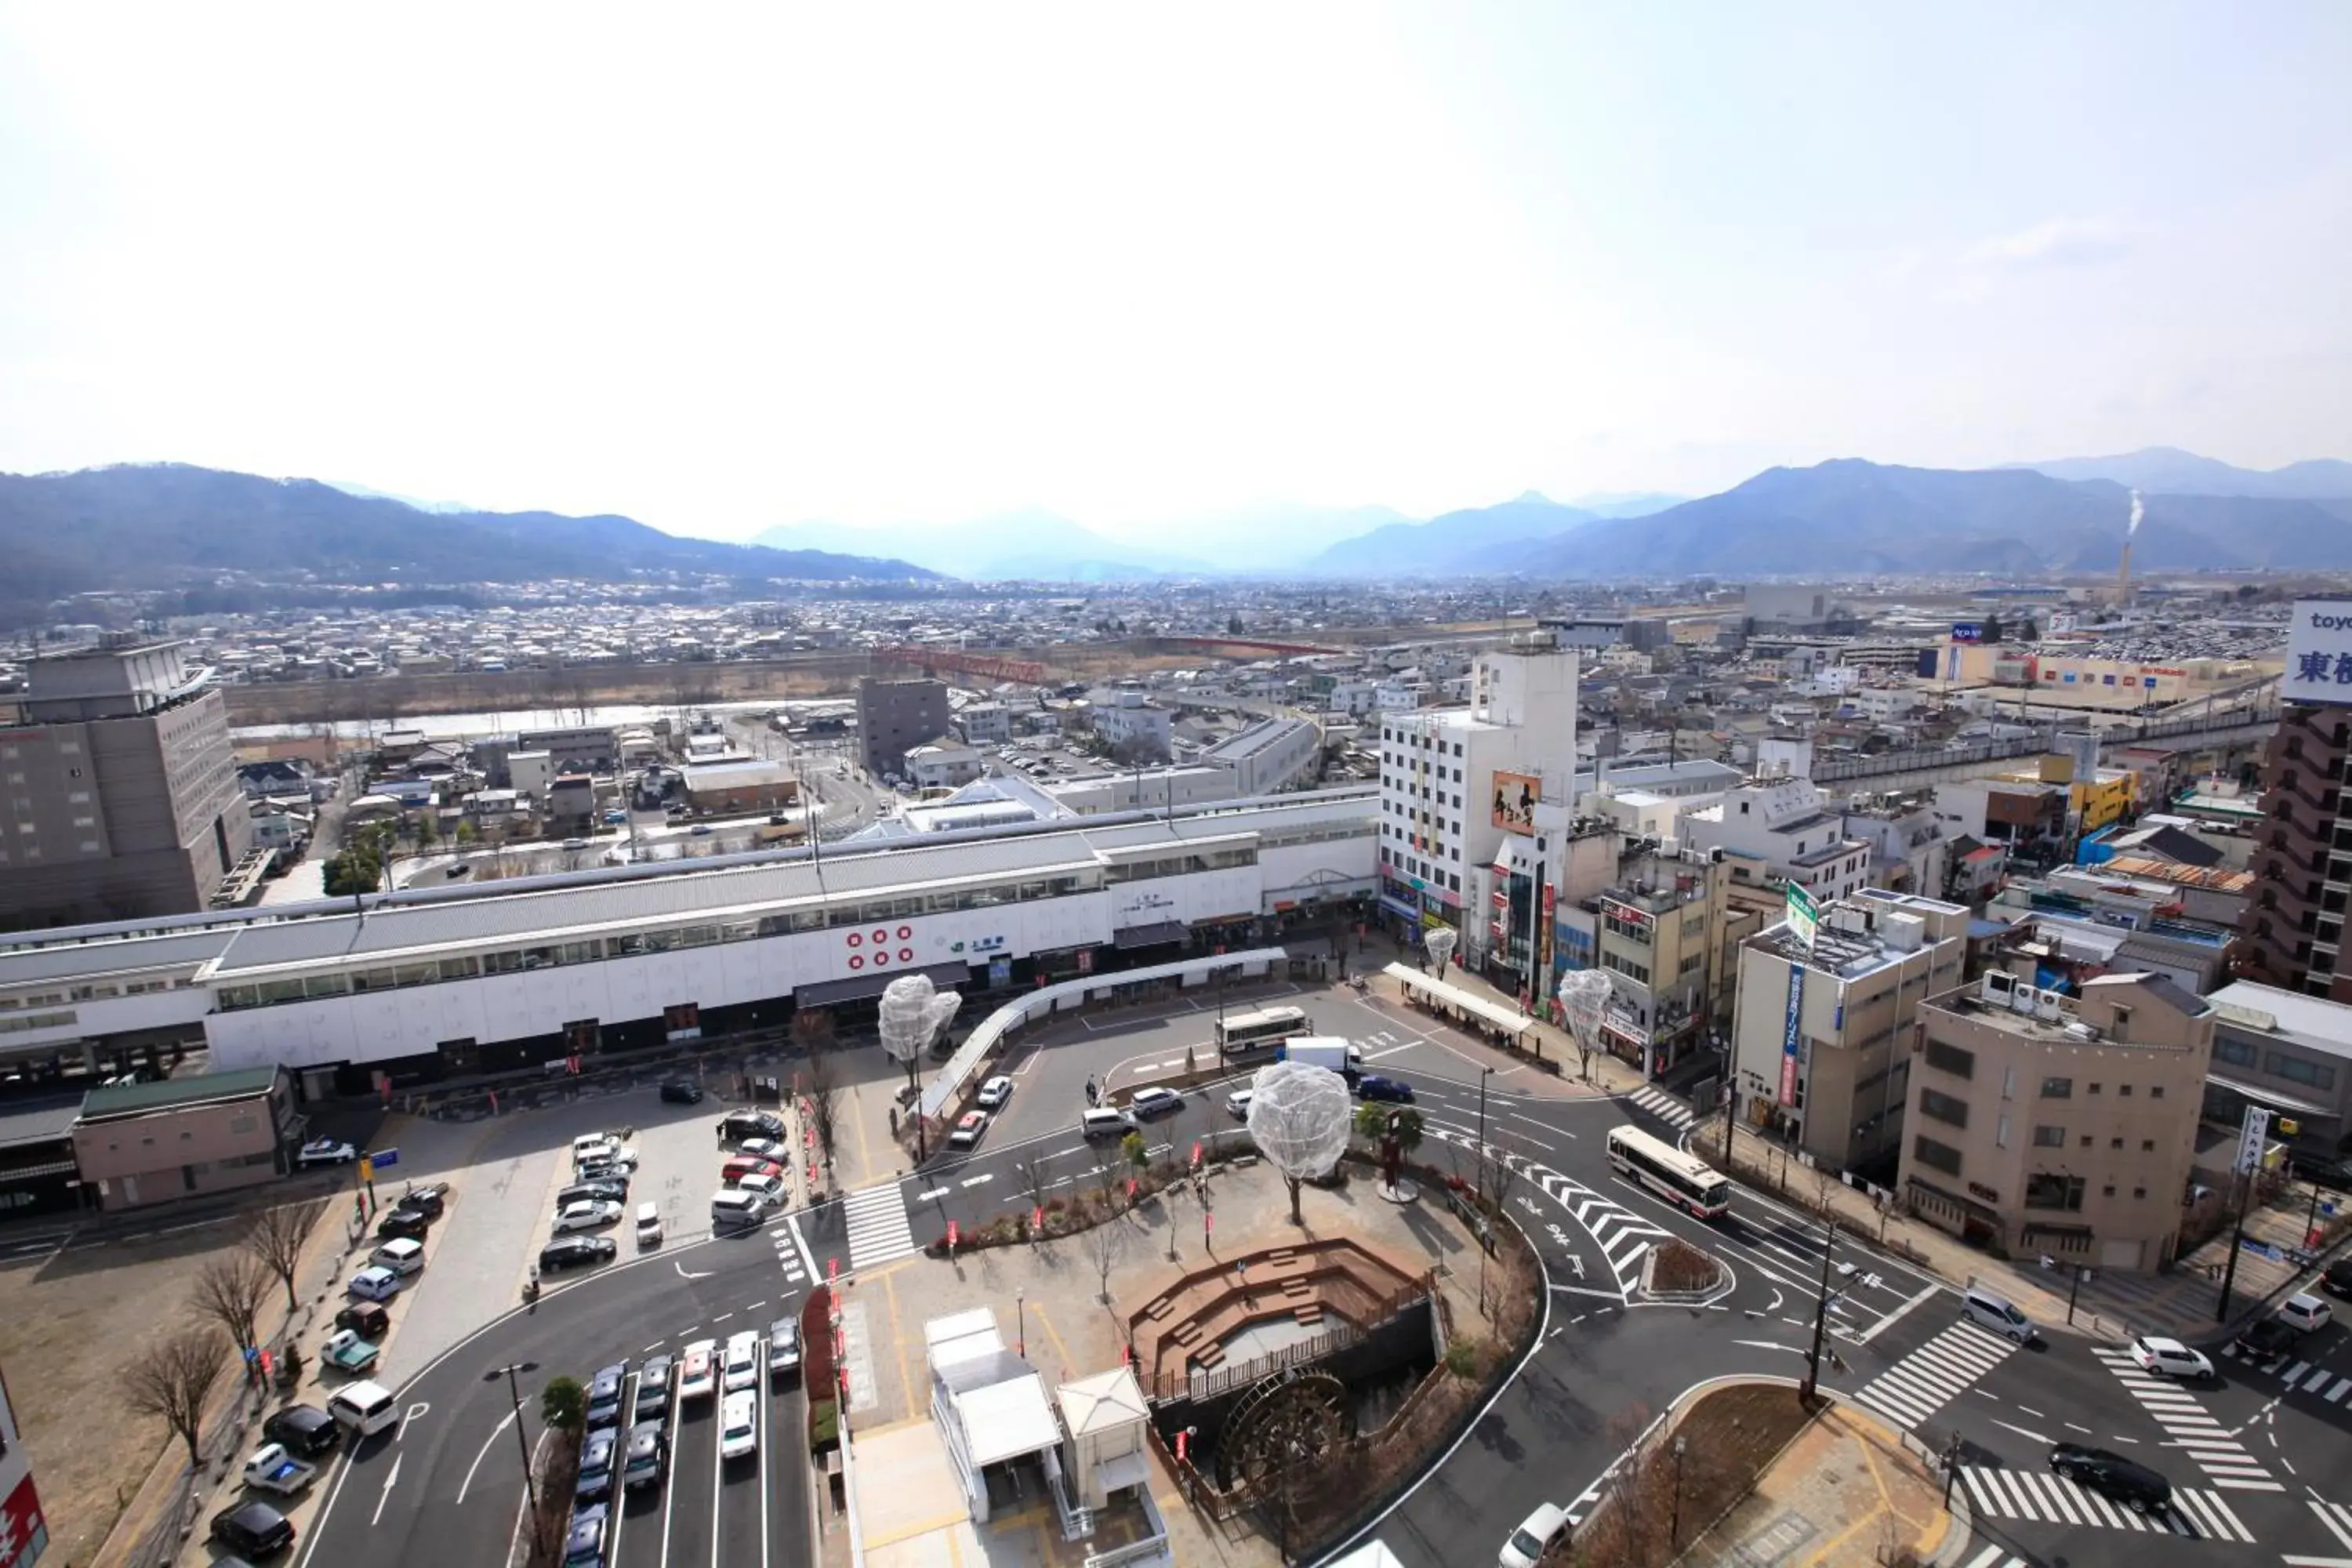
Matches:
[241,1443,318,1497]
[1277,1037,1363,1074]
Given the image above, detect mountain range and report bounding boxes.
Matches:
[0,463,940,627]
[2005,446,2352,501]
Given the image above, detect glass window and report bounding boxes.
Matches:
[2040,1076,2072,1098]
[2267,1052,2338,1091]
[2033,1124,2066,1147]
[438,956,481,982]
[258,978,307,1006]
[1924,1040,1974,1080]
[1911,1135,1962,1175]
[304,974,351,999]
[2215,1036,2258,1067]
[2024,1173,2085,1211]
[1918,1088,1969,1128]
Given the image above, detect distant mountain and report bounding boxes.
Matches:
[325,479,477,514]
[1164,500,1416,570]
[1563,492,1686,519]
[752,509,1216,579]
[2008,446,2352,500]
[1307,492,1600,575]
[0,463,942,626]
[1512,459,2352,578]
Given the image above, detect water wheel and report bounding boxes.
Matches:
[1220,1368,1352,1494]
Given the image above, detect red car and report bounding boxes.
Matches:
[721,1156,785,1185]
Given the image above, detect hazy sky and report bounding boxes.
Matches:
[1,3,2345,543]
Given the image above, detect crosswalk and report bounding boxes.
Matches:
[2303,1498,2352,1564]
[2220,1344,2352,1404]
[1853,1320,2017,1431]
[1621,1085,1699,1131]
[1955,1547,2031,1568]
[1958,1465,2255,1540]
[2090,1345,2284,1493]
[1428,1126,1671,1296]
[840,1181,918,1271]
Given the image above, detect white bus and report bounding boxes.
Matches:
[1215,1005,1313,1059]
[1606,1124,1731,1219]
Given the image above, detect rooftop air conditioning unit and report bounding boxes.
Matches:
[1982,972,2017,1005]
[2033,989,2066,1022]
[2008,983,2036,1015]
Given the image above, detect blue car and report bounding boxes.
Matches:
[1355,1074,1415,1104]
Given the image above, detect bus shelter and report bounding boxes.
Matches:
[1381,963,1537,1053]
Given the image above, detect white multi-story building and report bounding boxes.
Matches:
[1682,777,1874,905]
[956,702,1013,746]
[1091,690,1173,760]
[1376,634,1579,979]
[1203,717,1320,797]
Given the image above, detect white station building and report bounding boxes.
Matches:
[0,789,1377,1096]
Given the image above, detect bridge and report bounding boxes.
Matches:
[1811,696,2279,794]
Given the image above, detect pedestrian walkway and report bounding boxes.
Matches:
[840,1179,918,1271]
[2305,1498,2352,1562]
[1956,1465,2255,1541]
[2219,1343,2352,1403]
[2089,1345,2285,1492]
[1621,1084,1699,1131]
[1853,1321,2018,1432]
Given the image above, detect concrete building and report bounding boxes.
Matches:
[507,750,554,805]
[1044,767,1239,816]
[2201,981,2352,1162]
[2238,700,2349,1000]
[1376,633,1579,970]
[858,677,953,779]
[906,739,986,792]
[681,758,799,813]
[516,726,619,773]
[1932,776,2072,868]
[956,702,1013,746]
[1091,690,1174,762]
[69,1065,297,1210]
[1202,717,1320,797]
[1682,777,1874,906]
[1587,846,1731,1078]
[1730,890,1969,1171]
[1899,970,2213,1271]
[0,639,252,931]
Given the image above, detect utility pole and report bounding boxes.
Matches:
[2216,1105,2271,1323]
[485,1360,543,1549]
[1721,1082,1737,1169]
[1802,1218,1838,1403]
[1475,1065,1496,1201]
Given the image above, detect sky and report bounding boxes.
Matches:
[0,2,2346,547]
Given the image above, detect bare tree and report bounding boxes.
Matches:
[193,1250,274,1357]
[796,1010,845,1174]
[243,1201,321,1312]
[123,1327,231,1471]
[1016,1156,1051,1232]
[1083,1210,1129,1304]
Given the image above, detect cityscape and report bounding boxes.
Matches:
[2,10,2350,1568]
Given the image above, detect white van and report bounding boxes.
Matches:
[371,1237,425,1276]
[328,1379,401,1437]
[711,1187,770,1231]
[1962,1285,2038,1344]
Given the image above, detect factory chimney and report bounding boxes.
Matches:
[2118,489,2143,604]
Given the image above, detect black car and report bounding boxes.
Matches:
[333,1301,390,1341]
[2234,1317,2299,1365]
[2049,1443,2171,1513]
[575,1428,618,1501]
[585,1363,628,1428]
[391,1182,449,1219]
[539,1235,617,1272]
[555,1181,628,1210]
[635,1353,673,1425]
[262,1403,340,1459]
[718,1110,785,1146]
[211,1500,296,1557]
[768,1318,801,1381]
[1354,1074,1416,1104]
[2326,1258,2352,1300]
[659,1079,704,1105]
[376,1209,430,1242]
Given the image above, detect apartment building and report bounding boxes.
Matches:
[0,639,252,931]
[1588,847,1732,1079]
[1682,776,1874,906]
[2238,698,2350,1000]
[858,677,953,779]
[1091,689,1174,762]
[1900,970,2212,1272]
[1730,890,1969,1171]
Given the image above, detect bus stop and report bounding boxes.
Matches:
[1382,963,1537,1054]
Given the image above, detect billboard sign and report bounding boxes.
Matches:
[1779,964,1805,1107]
[1490,771,1539,834]
[2285,601,2352,705]
[1785,883,1819,952]
[0,1360,46,1568]
[2234,1105,2273,1176]
[1951,622,1984,644]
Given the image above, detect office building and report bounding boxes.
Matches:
[1091,689,1174,762]
[2201,981,2352,1163]
[858,677,953,779]
[2239,699,2350,1000]
[1730,890,1968,1170]
[1900,970,2212,1272]
[0,639,252,931]
[1682,777,1873,906]
[1588,846,1733,1079]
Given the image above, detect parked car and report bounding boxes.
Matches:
[2234,1317,2299,1366]
[768,1319,800,1380]
[948,1111,989,1150]
[635,1202,663,1248]
[298,1138,358,1167]
[263,1404,340,1459]
[975,1076,1014,1109]
[375,1209,430,1243]
[585,1364,628,1428]
[1354,1074,1416,1104]
[622,1421,667,1491]
[564,1502,608,1568]
[659,1079,704,1105]
[539,1235,618,1272]
[241,1443,318,1497]
[678,1339,718,1400]
[210,1500,296,1558]
[636,1353,673,1425]
[2278,1291,2334,1333]
[721,1331,760,1393]
[320,1329,380,1374]
[345,1265,402,1302]
[736,1137,786,1162]
[575,1428,618,1501]
[334,1301,390,1341]
[390,1182,449,1220]
[2326,1258,2352,1300]
[2048,1443,2172,1513]
[2126,1336,2213,1381]
[718,1110,786,1145]
[555,1180,629,1210]
[1129,1087,1183,1119]
[554,1200,624,1234]
[720,1157,785,1186]
[1499,1501,1570,1568]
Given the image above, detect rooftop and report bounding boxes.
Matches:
[2205,981,2352,1058]
[78,1065,282,1121]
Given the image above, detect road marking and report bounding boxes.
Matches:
[371,1454,402,1526]
[675,1260,713,1279]
[456,1406,518,1504]
[1859,1283,1939,1344]
[914,1187,950,1203]
[960,1174,992,1187]
[644,1341,665,1353]
[715,1312,734,1322]
[1991,1419,2053,1446]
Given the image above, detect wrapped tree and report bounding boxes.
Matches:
[1559,968,1613,1082]
[1247,1060,1355,1225]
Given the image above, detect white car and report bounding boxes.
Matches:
[734,1172,786,1202]
[299,1138,358,1167]
[345,1265,402,1302]
[737,1138,786,1163]
[2127,1335,2215,1381]
[1130,1086,1183,1119]
[975,1076,1014,1109]
[2278,1291,2334,1333]
[721,1330,760,1392]
[948,1111,989,1149]
[553,1200,623,1234]
[1225,1089,1255,1120]
[718,1390,758,1461]
[571,1134,612,1165]
[678,1339,718,1400]
[1500,1502,1570,1568]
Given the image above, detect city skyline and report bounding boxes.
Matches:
[1,3,2346,547]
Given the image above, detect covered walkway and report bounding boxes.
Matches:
[1381,962,1537,1047]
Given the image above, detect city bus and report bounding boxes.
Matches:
[1606,1124,1731,1220]
[1215,1004,1313,1060]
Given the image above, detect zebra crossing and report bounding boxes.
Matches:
[1426,1126,1670,1296]
[1852,1320,2017,1430]
[1955,1548,2031,1568]
[1621,1085,1698,1131]
[2220,1344,2352,1404]
[2303,1498,2352,1563]
[1958,1466,2255,1541]
[2090,1344,2284,1492]
[840,1180,919,1271]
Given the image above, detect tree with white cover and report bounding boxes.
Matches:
[1424,925,1457,980]
[1558,969,1613,1083]
[879,973,961,1094]
[1246,1059,1356,1225]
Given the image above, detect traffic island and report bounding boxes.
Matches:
[1641,1237,1731,1304]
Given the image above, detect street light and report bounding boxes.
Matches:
[483,1360,543,1543]
[1016,1287,1026,1359]
[1475,1066,1497,1201]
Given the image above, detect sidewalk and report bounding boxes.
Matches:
[1681,1399,1954,1568]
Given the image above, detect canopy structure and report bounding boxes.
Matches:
[1382,961,1534,1041]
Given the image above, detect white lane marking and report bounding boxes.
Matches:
[371,1453,402,1526]
[456,1406,518,1504]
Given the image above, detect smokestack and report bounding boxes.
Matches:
[2118,488,2141,604]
